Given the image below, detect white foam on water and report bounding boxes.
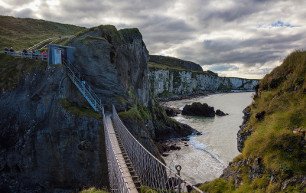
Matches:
[189,136,225,165]
[189,136,207,150]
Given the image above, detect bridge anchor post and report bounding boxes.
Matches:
[175,165,182,193]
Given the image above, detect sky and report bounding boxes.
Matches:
[1,0,306,79]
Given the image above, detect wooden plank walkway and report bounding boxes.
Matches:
[105,114,138,193]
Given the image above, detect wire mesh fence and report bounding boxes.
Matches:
[112,106,203,193]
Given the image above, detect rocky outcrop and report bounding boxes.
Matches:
[164,106,181,117]
[69,26,150,111]
[255,111,266,121]
[182,102,215,117]
[221,157,265,187]
[237,106,252,152]
[215,109,228,116]
[149,69,259,99]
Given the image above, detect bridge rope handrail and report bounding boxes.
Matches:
[62,58,135,192]
[112,106,203,193]
[102,107,138,193]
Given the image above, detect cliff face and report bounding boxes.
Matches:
[149,69,258,98]
[0,55,108,193]
[69,26,150,110]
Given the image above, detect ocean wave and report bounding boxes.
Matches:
[189,137,225,165]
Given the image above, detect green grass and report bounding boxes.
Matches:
[140,186,159,193]
[59,98,101,119]
[242,51,306,175]
[199,179,235,193]
[148,62,206,74]
[149,55,203,72]
[119,105,150,123]
[0,53,47,91]
[199,51,306,193]
[0,15,85,50]
[79,187,108,193]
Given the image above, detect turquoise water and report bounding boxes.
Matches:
[163,92,254,184]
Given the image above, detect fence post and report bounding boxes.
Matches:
[176,165,182,193]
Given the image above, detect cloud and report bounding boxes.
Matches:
[0,5,12,15]
[1,0,306,78]
[5,0,33,6]
[207,63,239,72]
[14,8,35,18]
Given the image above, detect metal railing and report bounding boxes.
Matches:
[63,59,102,112]
[5,51,48,61]
[112,106,203,193]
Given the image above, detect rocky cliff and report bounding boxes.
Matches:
[149,68,258,99]
[0,25,152,193]
[0,54,108,193]
[68,26,150,111]
[0,23,199,193]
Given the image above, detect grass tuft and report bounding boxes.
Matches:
[59,98,101,119]
[79,187,108,193]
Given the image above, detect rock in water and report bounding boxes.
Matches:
[164,106,181,117]
[215,109,228,116]
[182,102,215,117]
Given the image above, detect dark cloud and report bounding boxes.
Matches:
[208,64,239,72]
[14,8,35,18]
[1,0,306,78]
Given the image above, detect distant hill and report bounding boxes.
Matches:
[0,15,85,50]
[149,55,203,72]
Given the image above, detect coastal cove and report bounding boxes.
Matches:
[162,92,254,184]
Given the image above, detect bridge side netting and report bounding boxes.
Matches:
[102,107,135,193]
[112,106,203,193]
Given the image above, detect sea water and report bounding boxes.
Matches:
[163,92,254,184]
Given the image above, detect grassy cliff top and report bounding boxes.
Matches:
[0,15,85,50]
[149,55,204,72]
[200,50,306,193]
[0,53,47,91]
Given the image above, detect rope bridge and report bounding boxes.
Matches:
[4,50,203,193]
